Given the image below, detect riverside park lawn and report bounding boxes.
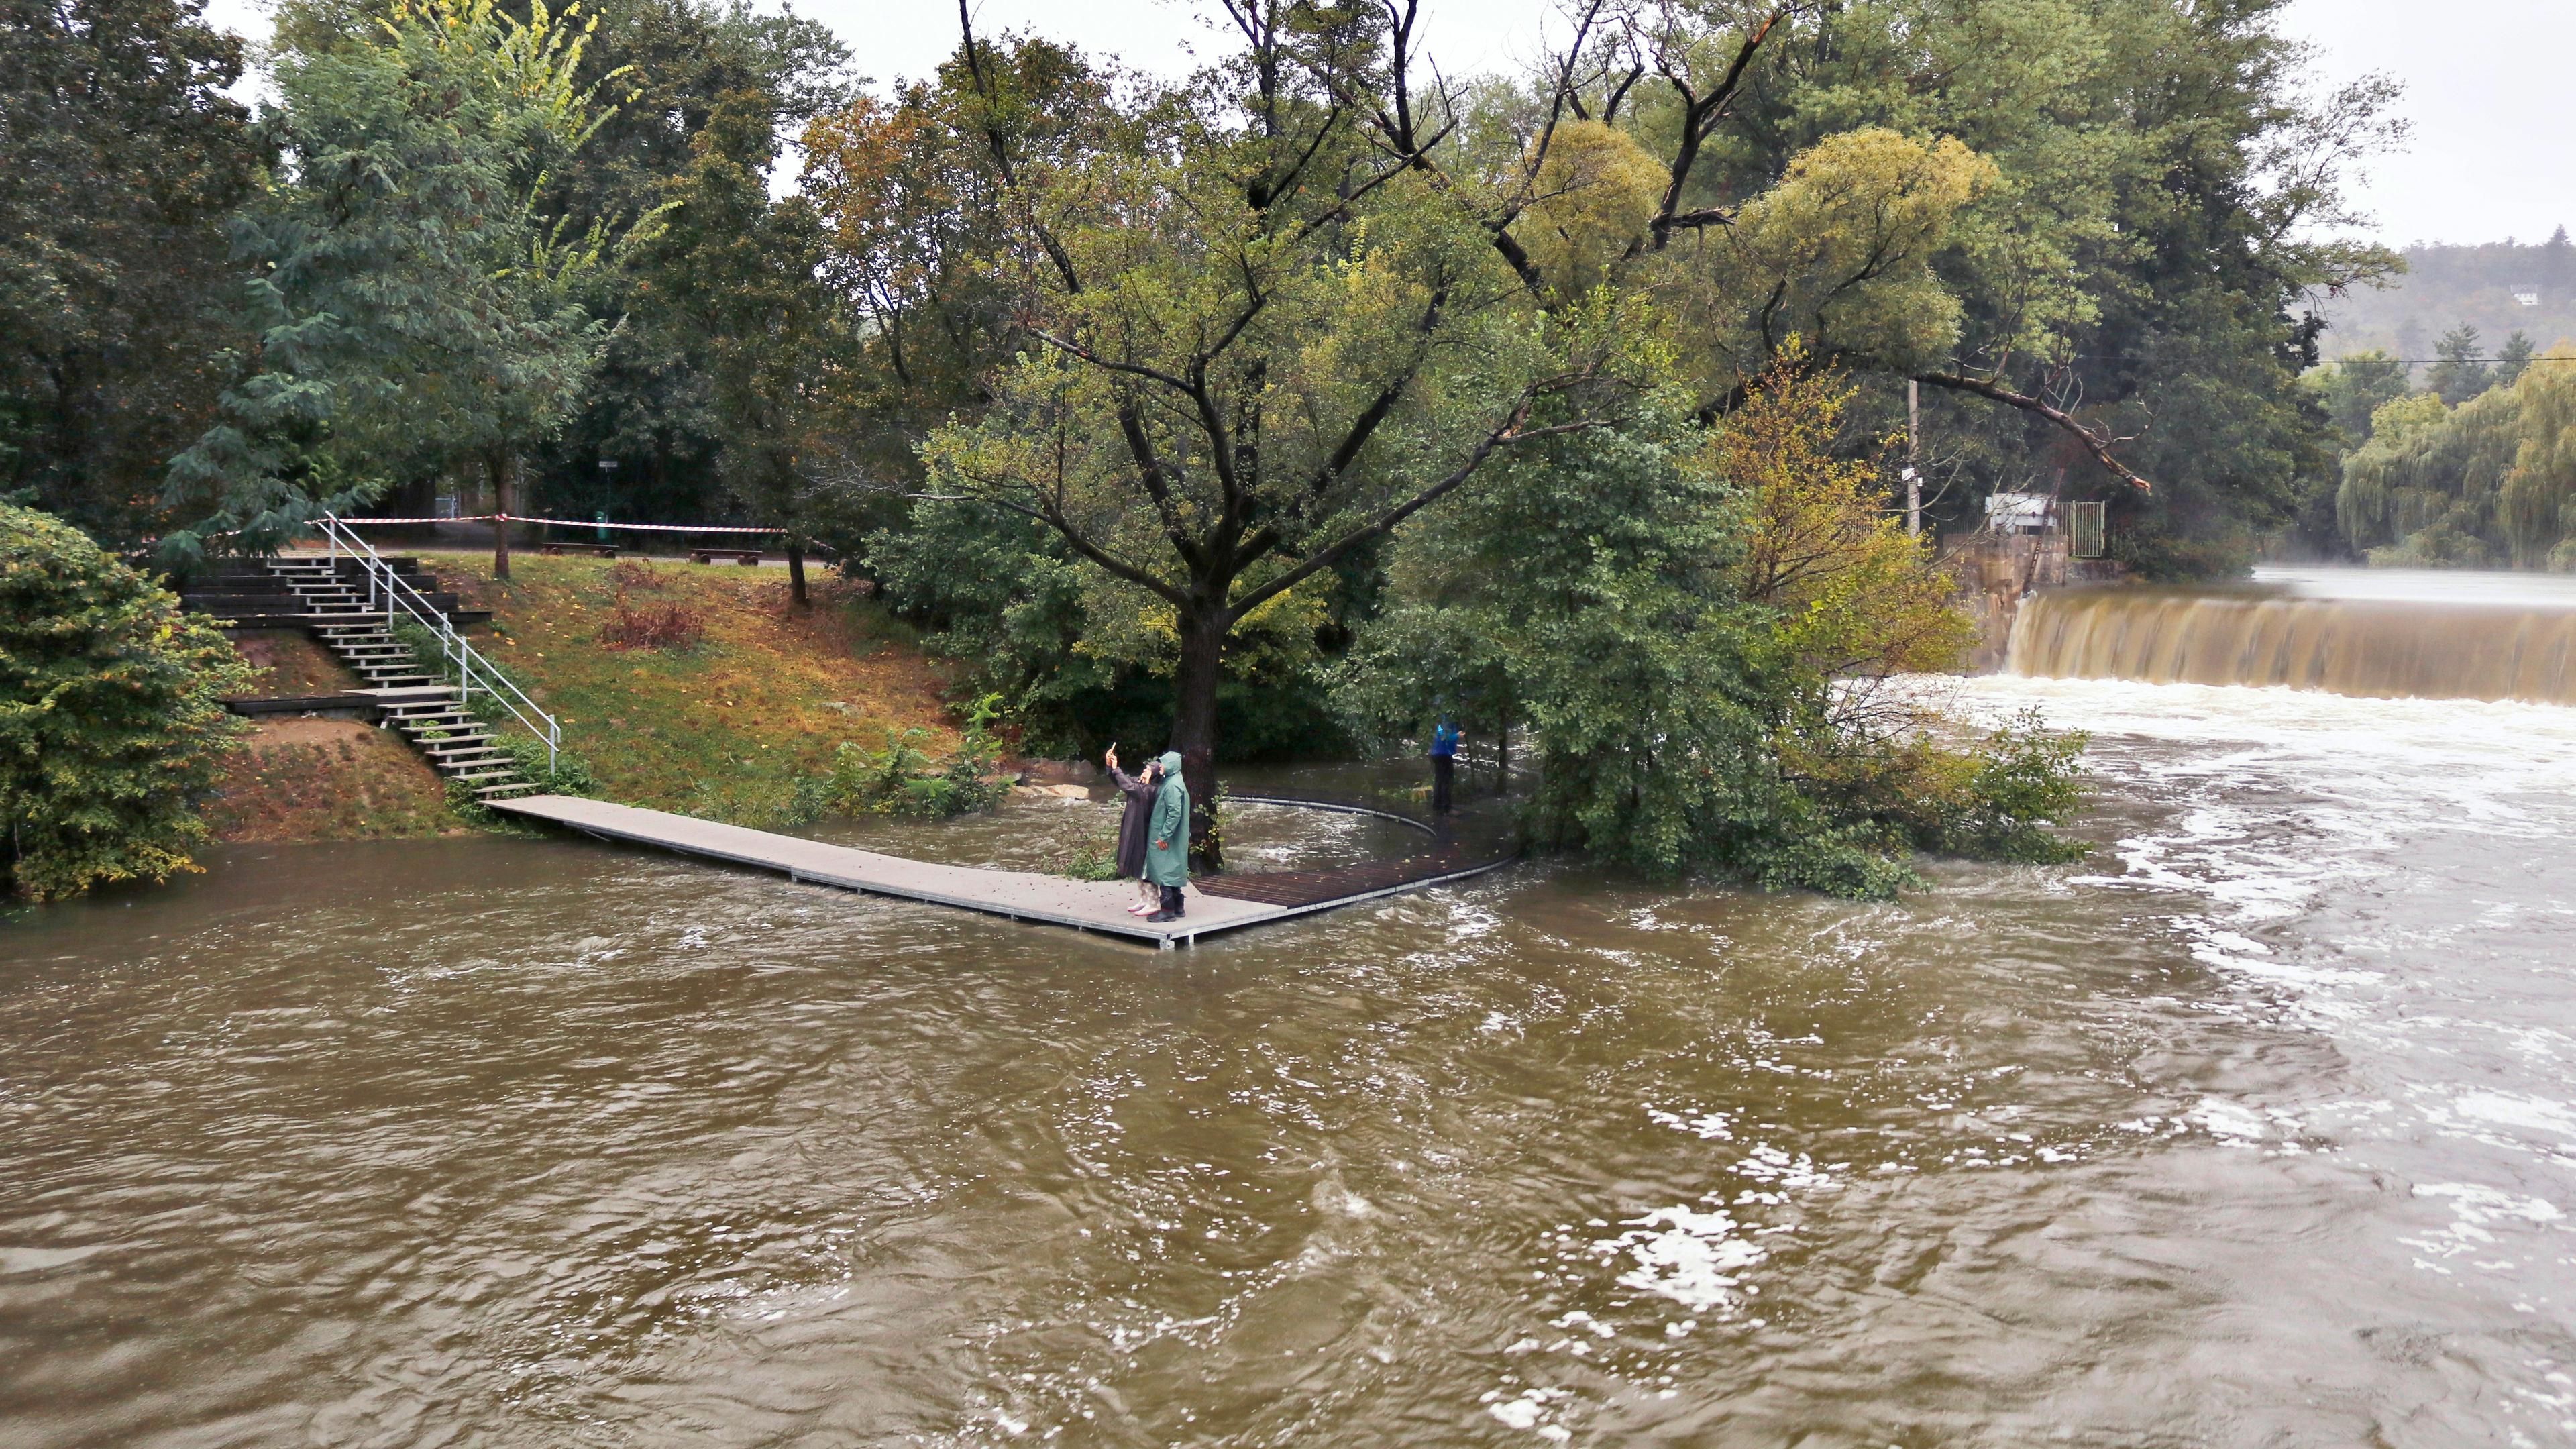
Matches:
[433,553,961,826]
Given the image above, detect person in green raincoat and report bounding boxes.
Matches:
[1143,750,1190,921]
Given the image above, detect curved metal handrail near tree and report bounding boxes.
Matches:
[1223,792,1440,837]
[1197,790,1521,910]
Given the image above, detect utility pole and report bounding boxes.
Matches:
[1905,378,1922,537]
[489,449,513,581]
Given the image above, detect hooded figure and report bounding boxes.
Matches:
[1143,750,1191,918]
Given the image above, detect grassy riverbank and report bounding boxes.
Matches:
[205,633,458,843]
[431,553,961,824]
[205,717,457,842]
[233,630,362,696]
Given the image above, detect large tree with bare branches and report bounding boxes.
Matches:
[818,0,2394,861]
[895,2,1633,864]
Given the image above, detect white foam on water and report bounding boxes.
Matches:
[1482,1385,1572,1440]
[2414,1181,2566,1226]
[1950,678,2576,971]
[2451,1093,2576,1144]
[1601,1205,1768,1312]
[1937,672,2576,1332]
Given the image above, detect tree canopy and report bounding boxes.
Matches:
[162,0,622,561]
[0,0,260,542]
[2336,348,2576,570]
[2,0,2410,892]
[820,0,2385,863]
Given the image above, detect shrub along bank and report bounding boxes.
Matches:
[2,503,257,900]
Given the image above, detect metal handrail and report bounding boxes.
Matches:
[314,513,561,773]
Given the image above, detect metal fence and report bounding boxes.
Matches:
[2070,500,2107,559]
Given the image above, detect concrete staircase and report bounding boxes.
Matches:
[178,554,486,629]
[266,559,541,802]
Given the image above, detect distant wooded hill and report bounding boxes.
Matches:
[2319,231,2576,362]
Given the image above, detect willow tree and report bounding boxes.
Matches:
[2336,349,2576,569]
[912,5,1623,864]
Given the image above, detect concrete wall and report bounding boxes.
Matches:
[1938,531,2123,672]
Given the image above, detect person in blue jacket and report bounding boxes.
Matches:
[1430,717,1460,814]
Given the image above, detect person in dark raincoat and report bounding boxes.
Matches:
[1104,745,1161,915]
[1143,750,1191,922]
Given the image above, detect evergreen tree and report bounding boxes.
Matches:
[2428,323,2493,405]
[628,89,845,604]
[2310,350,2411,451]
[2498,329,2538,387]
[525,0,851,526]
[0,0,261,546]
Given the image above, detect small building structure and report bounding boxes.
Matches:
[1940,494,2124,671]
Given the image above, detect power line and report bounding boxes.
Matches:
[2307,356,2571,366]
[2015,355,2576,366]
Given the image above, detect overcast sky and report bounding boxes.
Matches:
[202,0,2576,247]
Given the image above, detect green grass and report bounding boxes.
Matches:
[427,554,962,826]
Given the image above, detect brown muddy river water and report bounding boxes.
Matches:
[10,584,2576,1445]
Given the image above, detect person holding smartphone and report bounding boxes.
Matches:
[1143,751,1191,922]
[1104,743,1162,915]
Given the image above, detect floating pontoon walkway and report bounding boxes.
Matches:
[488,794,1515,947]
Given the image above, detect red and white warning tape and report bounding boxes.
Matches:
[333,514,785,535]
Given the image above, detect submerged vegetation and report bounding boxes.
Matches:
[1334,366,2084,896]
[825,694,1010,820]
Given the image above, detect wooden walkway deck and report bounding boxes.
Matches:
[488,794,1516,948]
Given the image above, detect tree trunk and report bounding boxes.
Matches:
[1495,718,1511,795]
[488,448,514,581]
[785,537,808,608]
[1170,605,1226,873]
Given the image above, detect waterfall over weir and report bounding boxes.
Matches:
[2006,568,2576,705]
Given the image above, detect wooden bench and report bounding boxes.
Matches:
[690,548,765,565]
[540,541,618,557]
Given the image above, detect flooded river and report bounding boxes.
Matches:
[9,606,2576,1443]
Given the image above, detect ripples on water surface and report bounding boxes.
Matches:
[7,678,2576,1446]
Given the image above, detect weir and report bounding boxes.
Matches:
[2007,570,2576,705]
